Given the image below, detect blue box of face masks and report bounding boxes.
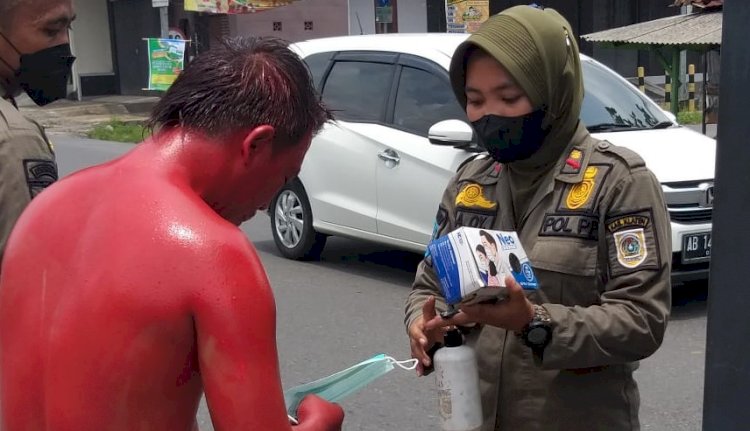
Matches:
[428,227,539,306]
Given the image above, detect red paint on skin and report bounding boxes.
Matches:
[0,128,342,430]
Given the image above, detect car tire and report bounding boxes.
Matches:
[270,179,327,260]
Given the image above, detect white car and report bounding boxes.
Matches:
[269,33,714,283]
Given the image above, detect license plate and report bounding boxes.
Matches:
[682,232,711,263]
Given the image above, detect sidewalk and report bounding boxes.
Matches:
[18,94,159,137]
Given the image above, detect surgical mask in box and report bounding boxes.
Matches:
[427,227,538,306]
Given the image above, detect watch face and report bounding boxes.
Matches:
[528,327,549,346]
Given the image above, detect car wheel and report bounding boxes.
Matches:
[270,180,327,260]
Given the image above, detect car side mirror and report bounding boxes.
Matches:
[428,120,480,152]
[662,110,678,124]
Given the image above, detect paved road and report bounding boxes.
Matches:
[53,136,708,430]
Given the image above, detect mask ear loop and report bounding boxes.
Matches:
[385,356,419,371]
[286,356,418,425]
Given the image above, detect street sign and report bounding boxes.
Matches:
[375,6,393,23]
[152,0,169,7]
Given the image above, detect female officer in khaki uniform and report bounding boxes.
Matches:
[405,6,671,431]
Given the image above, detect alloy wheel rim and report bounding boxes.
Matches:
[274,190,305,249]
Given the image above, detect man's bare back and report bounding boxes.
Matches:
[1,146,265,429]
[0,36,342,430]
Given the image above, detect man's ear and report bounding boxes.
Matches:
[241,125,276,164]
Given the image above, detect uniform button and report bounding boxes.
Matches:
[598,141,611,150]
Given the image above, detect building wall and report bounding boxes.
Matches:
[348,0,376,34]
[72,0,114,75]
[348,0,428,34]
[396,0,428,33]
[71,0,115,96]
[230,0,349,42]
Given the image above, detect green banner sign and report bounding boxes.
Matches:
[146,38,186,91]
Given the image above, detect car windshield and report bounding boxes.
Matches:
[581,60,673,132]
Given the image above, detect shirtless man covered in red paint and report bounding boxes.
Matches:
[0,36,343,431]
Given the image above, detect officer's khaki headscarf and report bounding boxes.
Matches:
[450,6,584,223]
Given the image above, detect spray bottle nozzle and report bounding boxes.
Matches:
[444,328,463,347]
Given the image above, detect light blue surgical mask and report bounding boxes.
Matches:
[284,353,418,422]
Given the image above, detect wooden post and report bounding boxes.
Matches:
[671,48,680,115]
[702,51,708,135]
[637,66,645,93]
[688,63,696,112]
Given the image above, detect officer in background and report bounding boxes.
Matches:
[0,0,76,265]
[405,6,671,430]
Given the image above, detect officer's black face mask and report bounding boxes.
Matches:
[471,109,548,164]
[0,33,76,106]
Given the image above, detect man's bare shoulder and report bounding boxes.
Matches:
[149,196,254,261]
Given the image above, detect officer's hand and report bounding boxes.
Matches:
[408,296,445,377]
[295,394,344,431]
[424,276,534,333]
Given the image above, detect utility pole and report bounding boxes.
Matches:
[703,1,750,429]
[153,0,170,38]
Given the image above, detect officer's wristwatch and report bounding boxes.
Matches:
[521,304,553,353]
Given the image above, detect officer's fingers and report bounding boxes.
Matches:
[408,320,431,370]
[503,275,535,331]
[408,336,429,375]
[424,311,473,331]
[505,275,525,300]
[422,296,438,322]
[459,304,496,326]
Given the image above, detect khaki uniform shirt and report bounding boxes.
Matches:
[0,92,58,266]
[405,125,671,431]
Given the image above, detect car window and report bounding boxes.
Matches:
[322,61,394,122]
[303,52,333,91]
[393,66,468,137]
[581,60,671,129]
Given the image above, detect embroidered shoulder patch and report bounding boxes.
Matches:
[565,166,598,209]
[605,209,660,277]
[606,214,650,232]
[456,184,496,209]
[23,159,58,198]
[557,164,612,212]
[613,228,648,268]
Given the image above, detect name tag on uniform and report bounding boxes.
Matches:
[539,213,599,241]
[455,207,497,230]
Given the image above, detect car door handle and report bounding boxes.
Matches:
[378,149,400,165]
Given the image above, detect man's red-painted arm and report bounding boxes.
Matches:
[193,237,342,431]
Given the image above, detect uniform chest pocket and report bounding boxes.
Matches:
[529,238,602,306]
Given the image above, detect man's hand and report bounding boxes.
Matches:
[294,395,344,431]
[408,296,446,376]
[424,276,535,333]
